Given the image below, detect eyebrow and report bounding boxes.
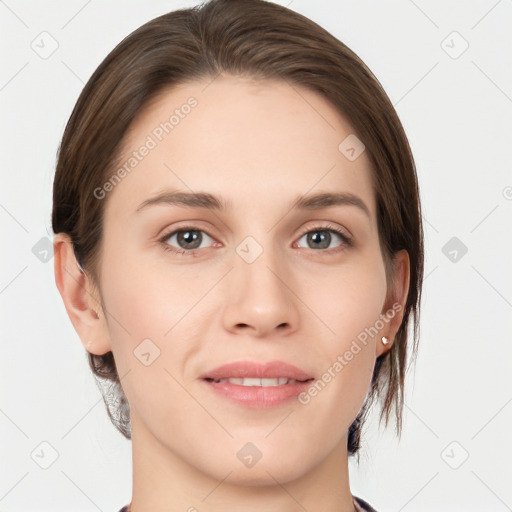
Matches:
[135,189,371,218]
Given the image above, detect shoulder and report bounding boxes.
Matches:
[353,495,379,512]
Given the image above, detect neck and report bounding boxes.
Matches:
[128,412,356,512]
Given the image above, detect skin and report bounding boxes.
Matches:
[54,75,409,512]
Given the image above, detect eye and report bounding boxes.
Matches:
[159,222,353,257]
[295,223,353,253]
[159,227,216,257]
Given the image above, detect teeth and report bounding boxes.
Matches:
[213,377,295,386]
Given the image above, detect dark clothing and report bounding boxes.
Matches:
[354,495,378,511]
[118,495,378,511]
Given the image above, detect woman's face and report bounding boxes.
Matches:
[93,75,404,484]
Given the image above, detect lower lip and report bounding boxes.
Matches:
[201,379,313,408]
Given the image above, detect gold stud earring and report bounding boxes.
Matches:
[381,336,389,345]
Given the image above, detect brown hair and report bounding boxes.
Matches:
[52,0,423,457]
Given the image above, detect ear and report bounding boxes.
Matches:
[53,233,112,355]
[376,249,410,357]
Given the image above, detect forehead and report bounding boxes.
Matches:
[105,74,376,221]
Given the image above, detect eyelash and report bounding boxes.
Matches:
[158,223,353,257]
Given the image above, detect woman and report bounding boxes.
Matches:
[52,0,423,510]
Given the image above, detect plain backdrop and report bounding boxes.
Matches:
[1,1,511,511]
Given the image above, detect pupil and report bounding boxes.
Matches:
[179,230,201,249]
[310,231,330,249]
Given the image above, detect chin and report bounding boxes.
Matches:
[195,443,317,487]
[220,461,310,487]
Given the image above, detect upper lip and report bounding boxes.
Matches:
[200,360,314,381]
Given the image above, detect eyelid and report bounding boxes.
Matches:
[296,221,352,240]
[156,219,215,239]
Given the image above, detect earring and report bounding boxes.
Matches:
[381,336,389,345]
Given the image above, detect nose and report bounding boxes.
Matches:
[221,245,300,338]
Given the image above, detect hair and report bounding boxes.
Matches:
[52,0,423,457]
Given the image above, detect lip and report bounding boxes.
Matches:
[199,360,314,381]
[199,360,314,409]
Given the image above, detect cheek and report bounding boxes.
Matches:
[97,256,202,433]
[305,254,387,344]
[298,256,387,419]
[99,244,201,339]
[97,245,220,390]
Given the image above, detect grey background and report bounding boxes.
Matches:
[1,0,511,511]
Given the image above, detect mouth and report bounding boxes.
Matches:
[200,360,314,408]
[204,377,312,386]
[200,359,314,381]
